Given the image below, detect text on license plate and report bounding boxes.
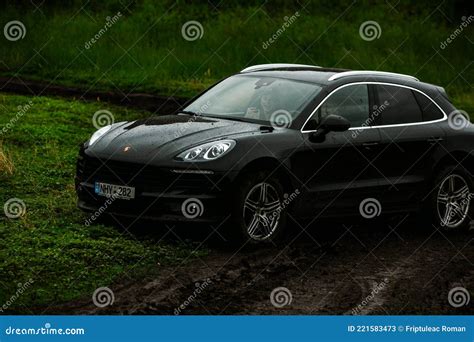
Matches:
[94,182,135,200]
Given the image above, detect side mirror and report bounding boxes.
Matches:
[309,114,350,143]
[320,114,351,132]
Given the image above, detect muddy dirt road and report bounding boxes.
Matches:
[59,219,473,315]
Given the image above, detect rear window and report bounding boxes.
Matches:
[413,91,444,121]
[375,85,422,125]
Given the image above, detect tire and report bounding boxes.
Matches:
[228,171,288,244]
[429,165,473,231]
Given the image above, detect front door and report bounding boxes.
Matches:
[292,84,382,218]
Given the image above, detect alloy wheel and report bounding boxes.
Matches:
[243,182,282,240]
[436,174,471,228]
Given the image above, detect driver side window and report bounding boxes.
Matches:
[307,84,369,129]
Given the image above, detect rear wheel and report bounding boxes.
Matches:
[229,171,287,243]
[431,166,473,231]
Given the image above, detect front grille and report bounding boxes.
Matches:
[77,155,219,193]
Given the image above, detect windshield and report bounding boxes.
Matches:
[184,75,323,128]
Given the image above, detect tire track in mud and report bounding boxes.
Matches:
[53,223,473,315]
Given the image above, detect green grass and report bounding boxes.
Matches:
[0,1,473,106]
[0,93,206,311]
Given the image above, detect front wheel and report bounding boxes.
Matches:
[431,165,473,231]
[230,171,287,243]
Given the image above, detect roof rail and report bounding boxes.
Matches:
[328,70,419,82]
[240,63,321,73]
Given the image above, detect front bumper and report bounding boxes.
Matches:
[75,153,238,222]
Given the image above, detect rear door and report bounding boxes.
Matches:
[371,83,446,210]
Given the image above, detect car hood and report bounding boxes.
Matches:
[86,114,263,161]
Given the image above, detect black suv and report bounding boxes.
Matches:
[76,64,473,243]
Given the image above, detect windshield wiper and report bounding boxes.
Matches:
[178,111,251,123]
[202,114,250,123]
[177,110,199,116]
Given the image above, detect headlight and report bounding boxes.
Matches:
[89,125,112,146]
[176,140,236,161]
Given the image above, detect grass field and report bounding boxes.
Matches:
[0,1,473,106]
[0,93,206,311]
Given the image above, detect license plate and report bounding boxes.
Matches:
[95,182,135,200]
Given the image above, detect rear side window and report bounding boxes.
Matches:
[413,91,444,121]
[309,84,369,128]
[375,85,422,125]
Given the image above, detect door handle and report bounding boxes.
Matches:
[427,137,444,144]
[362,142,380,149]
